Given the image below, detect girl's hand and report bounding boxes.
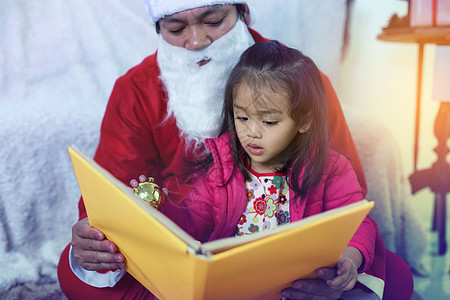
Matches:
[130,175,168,197]
[130,175,149,188]
[326,246,362,291]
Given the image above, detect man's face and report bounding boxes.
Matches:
[159,5,239,51]
[157,9,255,146]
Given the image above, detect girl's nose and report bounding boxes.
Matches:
[247,122,262,139]
[184,26,212,51]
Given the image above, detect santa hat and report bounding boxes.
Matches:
[143,0,246,23]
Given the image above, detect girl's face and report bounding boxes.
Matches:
[233,83,309,173]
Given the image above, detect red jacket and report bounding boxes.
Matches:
[162,132,376,273]
[77,28,367,220]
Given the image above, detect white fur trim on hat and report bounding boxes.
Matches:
[143,0,246,23]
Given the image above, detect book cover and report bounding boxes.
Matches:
[68,145,374,300]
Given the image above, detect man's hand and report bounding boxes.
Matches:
[281,267,344,300]
[71,218,125,271]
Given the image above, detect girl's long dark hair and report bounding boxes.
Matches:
[198,40,329,199]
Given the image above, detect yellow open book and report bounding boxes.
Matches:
[68,145,374,300]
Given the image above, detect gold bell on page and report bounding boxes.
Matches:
[133,177,164,209]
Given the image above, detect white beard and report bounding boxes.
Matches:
[157,19,254,149]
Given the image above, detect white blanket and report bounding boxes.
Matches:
[0,0,155,290]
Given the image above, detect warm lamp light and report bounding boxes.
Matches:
[432,46,450,102]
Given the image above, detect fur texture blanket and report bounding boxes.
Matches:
[0,0,155,290]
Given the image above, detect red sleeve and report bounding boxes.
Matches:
[349,216,377,273]
[78,71,159,220]
[323,152,375,272]
[78,55,190,220]
[321,73,367,197]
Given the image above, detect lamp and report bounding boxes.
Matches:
[409,45,450,255]
[431,46,450,184]
[432,46,450,102]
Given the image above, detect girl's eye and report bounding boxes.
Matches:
[263,121,278,126]
[236,116,248,122]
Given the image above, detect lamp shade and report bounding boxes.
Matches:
[432,46,450,102]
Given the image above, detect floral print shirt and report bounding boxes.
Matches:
[235,167,290,236]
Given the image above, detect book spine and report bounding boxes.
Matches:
[189,254,210,300]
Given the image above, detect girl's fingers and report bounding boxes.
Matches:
[130,175,148,188]
[130,179,139,188]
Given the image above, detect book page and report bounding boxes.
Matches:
[69,146,202,254]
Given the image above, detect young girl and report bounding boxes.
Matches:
[156,40,377,296]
